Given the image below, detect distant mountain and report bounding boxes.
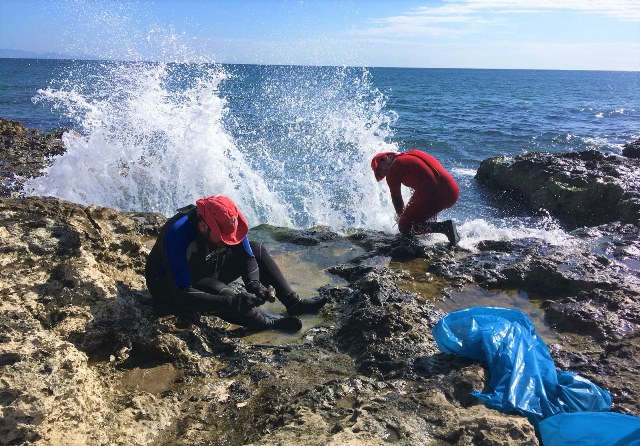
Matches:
[0,48,95,60]
[0,48,41,58]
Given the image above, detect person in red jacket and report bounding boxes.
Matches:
[371,150,460,245]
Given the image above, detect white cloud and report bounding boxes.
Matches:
[441,0,640,21]
[355,0,640,38]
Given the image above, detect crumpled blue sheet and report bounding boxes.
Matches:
[539,412,640,446]
[431,307,612,426]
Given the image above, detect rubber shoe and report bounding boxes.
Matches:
[272,316,302,331]
[287,296,328,315]
[444,220,460,246]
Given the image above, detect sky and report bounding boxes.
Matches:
[1,0,639,70]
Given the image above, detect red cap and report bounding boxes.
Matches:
[371,152,394,182]
[196,195,248,245]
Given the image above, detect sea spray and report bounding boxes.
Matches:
[453,217,577,252]
[47,0,211,64]
[24,60,401,231]
[225,64,399,230]
[25,61,292,226]
[19,0,576,241]
[21,2,400,230]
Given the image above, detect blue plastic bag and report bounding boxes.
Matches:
[432,307,612,426]
[539,412,640,446]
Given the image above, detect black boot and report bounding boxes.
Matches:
[428,220,460,246]
[270,315,303,331]
[282,292,328,315]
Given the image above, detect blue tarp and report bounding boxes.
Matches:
[539,412,640,446]
[432,307,612,426]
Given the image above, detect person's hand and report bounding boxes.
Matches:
[246,280,275,303]
[232,291,264,312]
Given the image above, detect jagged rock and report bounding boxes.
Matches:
[431,238,624,295]
[543,289,640,340]
[622,138,640,158]
[244,376,537,446]
[429,222,640,341]
[550,336,640,415]
[0,196,182,445]
[0,196,543,445]
[255,224,340,246]
[331,264,444,378]
[423,221,640,415]
[476,150,640,226]
[0,118,67,197]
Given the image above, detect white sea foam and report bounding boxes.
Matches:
[450,167,477,177]
[579,136,622,153]
[25,62,292,226]
[595,108,632,119]
[234,66,399,231]
[455,218,577,251]
[23,60,398,230]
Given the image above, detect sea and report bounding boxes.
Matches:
[1,58,639,249]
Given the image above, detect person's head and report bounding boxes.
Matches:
[370,152,397,182]
[195,195,248,246]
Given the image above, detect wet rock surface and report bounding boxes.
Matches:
[429,225,640,416]
[476,150,640,226]
[256,224,341,246]
[623,138,640,158]
[431,223,640,297]
[0,118,66,198]
[330,264,445,379]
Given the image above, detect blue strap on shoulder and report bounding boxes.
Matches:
[164,215,198,289]
[242,236,254,257]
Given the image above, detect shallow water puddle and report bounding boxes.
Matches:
[391,257,560,344]
[620,256,640,271]
[444,286,559,344]
[267,247,355,296]
[241,237,365,346]
[240,321,322,346]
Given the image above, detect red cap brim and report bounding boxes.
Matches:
[196,196,249,245]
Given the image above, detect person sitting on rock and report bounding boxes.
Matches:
[145,195,327,331]
[371,150,460,246]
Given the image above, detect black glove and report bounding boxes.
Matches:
[246,280,270,302]
[231,291,264,313]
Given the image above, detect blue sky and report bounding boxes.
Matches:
[1,0,639,70]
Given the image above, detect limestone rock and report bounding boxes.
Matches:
[476,150,640,226]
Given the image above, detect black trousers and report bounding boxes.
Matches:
[146,241,293,329]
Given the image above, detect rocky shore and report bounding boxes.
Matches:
[0,118,66,198]
[1,118,639,445]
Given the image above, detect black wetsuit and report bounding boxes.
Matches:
[145,205,294,329]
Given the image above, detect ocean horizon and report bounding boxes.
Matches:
[3,54,639,72]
